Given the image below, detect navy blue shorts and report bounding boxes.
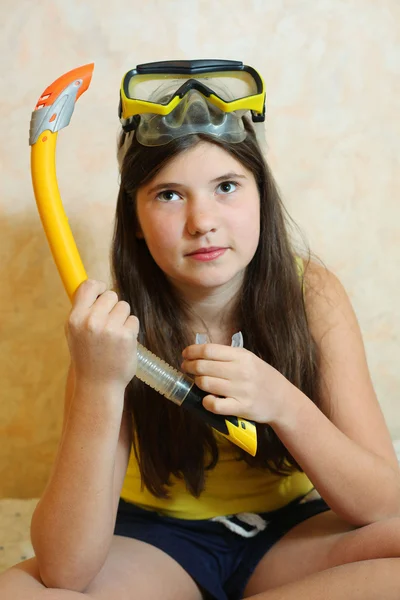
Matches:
[114,494,330,600]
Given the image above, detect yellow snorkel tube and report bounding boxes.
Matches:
[29,64,257,456]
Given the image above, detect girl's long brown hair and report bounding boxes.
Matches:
[111,120,322,498]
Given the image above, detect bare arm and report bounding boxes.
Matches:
[179,262,399,525]
[31,361,132,591]
[271,262,400,526]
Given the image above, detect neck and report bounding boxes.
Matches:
[171,278,242,345]
[188,300,239,345]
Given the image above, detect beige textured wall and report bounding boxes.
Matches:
[1,0,399,498]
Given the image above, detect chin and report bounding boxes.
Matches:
[186,270,245,290]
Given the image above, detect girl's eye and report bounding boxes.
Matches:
[217,181,239,194]
[156,190,180,202]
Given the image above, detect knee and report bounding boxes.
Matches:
[0,558,44,597]
[331,516,400,564]
[376,516,400,556]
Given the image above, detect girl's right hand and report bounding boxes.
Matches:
[65,279,139,389]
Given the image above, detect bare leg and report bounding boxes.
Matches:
[0,535,204,600]
[2,543,400,600]
[245,510,400,593]
[246,558,400,600]
[0,558,84,600]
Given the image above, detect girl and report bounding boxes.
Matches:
[1,61,400,600]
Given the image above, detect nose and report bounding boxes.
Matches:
[186,195,219,236]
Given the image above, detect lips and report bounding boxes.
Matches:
[187,246,226,256]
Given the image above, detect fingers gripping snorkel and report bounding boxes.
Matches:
[29,64,258,456]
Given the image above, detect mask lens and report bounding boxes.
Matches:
[127,71,259,104]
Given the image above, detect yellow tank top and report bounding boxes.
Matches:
[121,256,313,519]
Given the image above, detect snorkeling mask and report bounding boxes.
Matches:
[118,59,266,148]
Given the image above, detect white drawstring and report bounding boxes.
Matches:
[211,513,268,538]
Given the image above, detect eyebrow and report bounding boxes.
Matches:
[146,172,247,196]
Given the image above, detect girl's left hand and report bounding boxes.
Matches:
[181,344,294,424]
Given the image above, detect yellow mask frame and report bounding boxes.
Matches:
[119,59,266,133]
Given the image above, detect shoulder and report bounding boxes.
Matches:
[301,257,341,298]
[301,258,356,344]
